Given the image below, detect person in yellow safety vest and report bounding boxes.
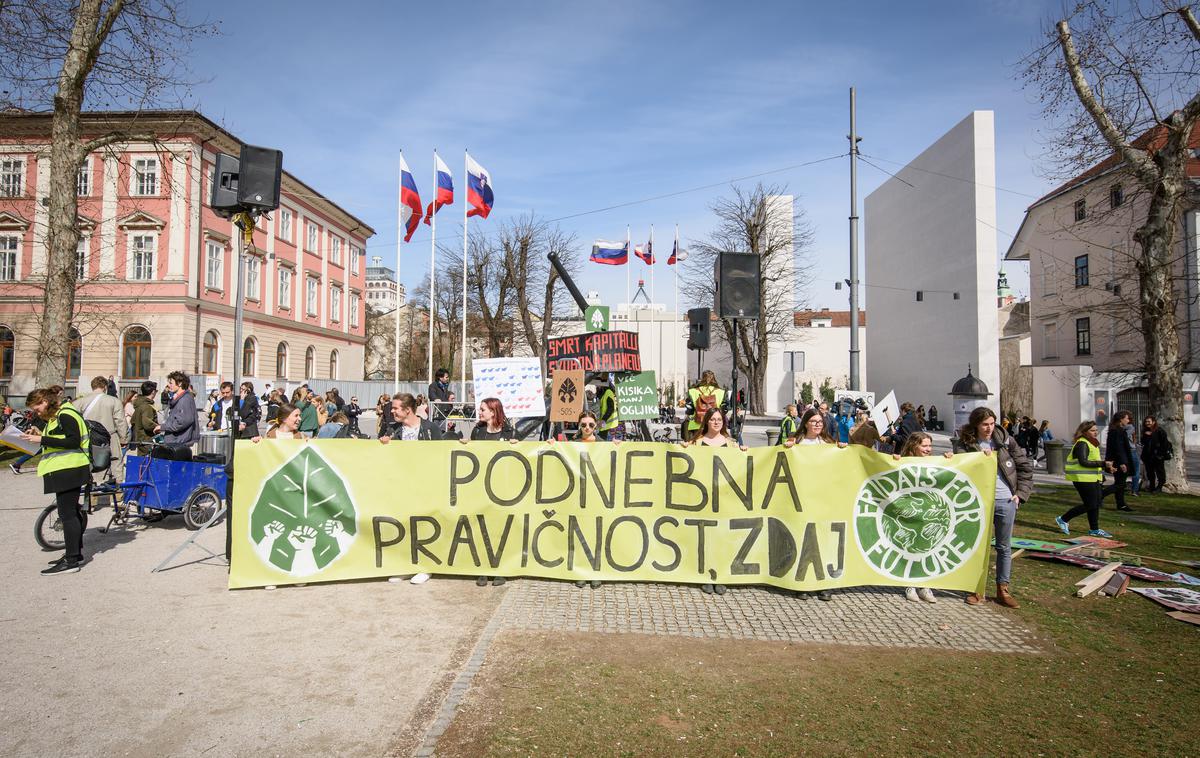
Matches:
[596,381,619,440]
[1056,420,1114,538]
[22,386,92,575]
[685,370,729,434]
[778,404,799,443]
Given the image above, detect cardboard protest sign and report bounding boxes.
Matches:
[616,371,658,420]
[549,368,585,423]
[546,331,642,374]
[871,390,900,434]
[1130,587,1200,613]
[471,358,545,418]
[230,441,999,592]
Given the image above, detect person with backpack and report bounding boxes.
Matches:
[685,370,729,438]
[21,386,91,575]
[78,375,128,482]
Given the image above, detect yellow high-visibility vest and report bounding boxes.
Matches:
[37,402,90,477]
[1064,439,1103,483]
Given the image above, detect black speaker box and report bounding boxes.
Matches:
[236,144,283,212]
[687,307,711,350]
[715,252,761,319]
[210,152,240,218]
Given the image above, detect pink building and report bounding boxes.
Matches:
[0,110,373,398]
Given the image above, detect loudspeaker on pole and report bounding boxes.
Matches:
[715,252,761,319]
[687,307,710,350]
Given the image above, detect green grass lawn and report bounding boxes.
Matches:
[435,485,1200,757]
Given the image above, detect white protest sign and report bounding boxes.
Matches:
[471,358,546,419]
[870,390,900,433]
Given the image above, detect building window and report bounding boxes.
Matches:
[130,235,156,280]
[275,342,288,378]
[350,293,360,328]
[1110,184,1124,209]
[121,326,152,379]
[306,277,319,316]
[350,245,361,274]
[306,223,318,252]
[244,256,260,300]
[278,267,292,309]
[1042,321,1057,359]
[205,241,223,289]
[279,209,292,242]
[329,349,339,379]
[330,287,341,322]
[242,337,257,377]
[76,237,88,280]
[1076,317,1091,356]
[202,330,219,374]
[0,235,18,281]
[1074,254,1089,288]
[0,159,24,198]
[305,346,315,378]
[0,326,14,378]
[77,162,91,197]
[330,236,341,265]
[132,158,158,196]
[1074,198,1086,222]
[66,327,81,381]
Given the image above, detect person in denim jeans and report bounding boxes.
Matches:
[952,406,1034,608]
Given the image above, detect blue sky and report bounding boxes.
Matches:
[186,0,1062,311]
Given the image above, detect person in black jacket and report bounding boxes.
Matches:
[237,381,261,440]
[461,397,518,587]
[379,392,443,442]
[1139,414,1170,492]
[1055,421,1114,537]
[1101,410,1134,512]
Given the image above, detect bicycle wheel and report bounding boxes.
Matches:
[182,486,222,530]
[34,503,88,551]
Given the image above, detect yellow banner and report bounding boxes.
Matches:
[229,441,997,591]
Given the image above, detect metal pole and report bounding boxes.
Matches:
[848,87,862,391]
[230,215,247,463]
[461,150,469,406]
[427,150,438,386]
[394,154,404,393]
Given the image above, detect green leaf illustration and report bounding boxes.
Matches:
[249,447,357,574]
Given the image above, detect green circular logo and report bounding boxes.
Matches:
[853,465,984,581]
[247,447,358,577]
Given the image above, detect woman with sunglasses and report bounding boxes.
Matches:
[568,411,605,588]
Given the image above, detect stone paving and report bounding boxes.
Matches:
[493,579,1043,653]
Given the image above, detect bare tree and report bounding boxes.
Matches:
[465,234,514,358]
[0,0,213,386]
[504,216,580,372]
[1022,1,1200,491]
[683,183,814,415]
[411,258,464,377]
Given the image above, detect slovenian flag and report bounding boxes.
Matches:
[667,240,688,265]
[634,242,654,265]
[466,153,494,219]
[424,153,454,225]
[399,153,422,242]
[591,240,628,265]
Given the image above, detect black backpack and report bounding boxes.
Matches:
[79,398,113,471]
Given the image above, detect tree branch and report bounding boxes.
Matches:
[75,130,155,162]
[1178,4,1200,43]
[1056,18,1158,184]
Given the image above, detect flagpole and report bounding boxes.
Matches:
[674,224,680,397]
[427,149,438,386]
[460,149,469,408]
[625,225,631,307]
[394,153,404,393]
[652,224,660,390]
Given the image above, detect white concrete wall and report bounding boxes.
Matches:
[864,111,1000,413]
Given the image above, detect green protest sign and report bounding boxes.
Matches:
[616,371,657,420]
[584,305,610,333]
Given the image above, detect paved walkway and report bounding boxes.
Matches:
[492,579,1041,653]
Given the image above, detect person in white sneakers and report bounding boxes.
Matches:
[379,392,442,584]
[893,432,953,604]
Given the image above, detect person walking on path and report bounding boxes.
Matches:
[22,387,91,575]
[1056,421,1113,538]
[952,407,1033,609]
[78,375,129,482]
[1101,411,1134,512]
[1140,415,1170,492]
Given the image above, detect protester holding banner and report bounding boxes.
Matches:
[22,386,91,575]
[259,403,302,440]
[785,408,845,601]
[379,392,442,585]
[1056,421,1112,538]
[685,370,728,437]
[467,398,516,442]
[684,407,745,596]
[952,407,1033,608]
[574,411,600,442]
[893,431,954,603]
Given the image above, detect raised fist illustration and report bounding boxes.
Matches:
[255,520,286,563]
[323,519,354,553]
[288,525,319,575]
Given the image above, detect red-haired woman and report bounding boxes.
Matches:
[462,397,518,587]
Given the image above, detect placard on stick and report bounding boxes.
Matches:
[549,368,585,423]
[616,371,658,421]
[471,358,545,418]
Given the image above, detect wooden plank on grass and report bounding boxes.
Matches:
[1075,562,1123,597]
[1166,611,1200,626]
[1100,572,1129,597]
